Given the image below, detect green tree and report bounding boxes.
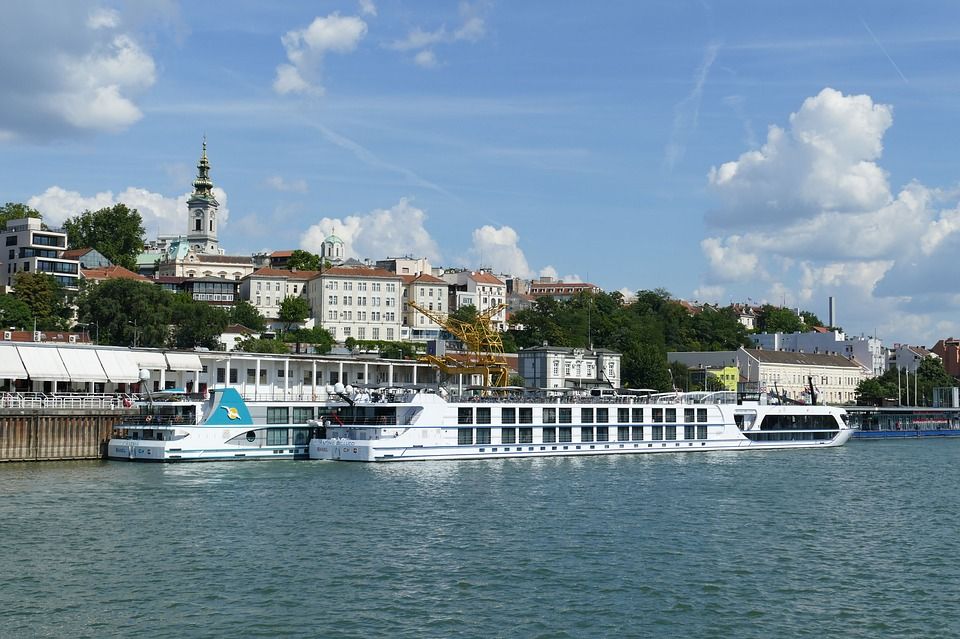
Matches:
[75,278,172,347]
[12,272,71,330]
[170,294,229,350]
[278,295,310,332]
[230,300,267,331]
[855,377,897,406]
[286,250,322,271]
[800,311,825,328]
[0,293,33,329]
[755,305,805,334]
[236,337,290,354]
[284,326,335,354]
[0,202,42,230]
[63,203,146,270]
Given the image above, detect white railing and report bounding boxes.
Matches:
[0,392,137,410]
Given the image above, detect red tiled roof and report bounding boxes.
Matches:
[470,272,505,285]
[81,266,149,282]
[401,273,446,285]
[223,324,256,334]
[270,250,294,257]
[61,248,93,260]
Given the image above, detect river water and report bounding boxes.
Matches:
[2,440,958,638]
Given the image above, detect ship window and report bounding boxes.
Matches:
[501,427,516,444]
[293,407,314,423]
[632,408,643,422]
[596,426,609,442]
[617,426,629,441]
[652,408,663,423]
[697,408,707,423]
[519,407,533,424]
[458,428,473,445]
[543,427,556,443]
[652,425,663,440]
[666,409,676,423]
[559,408,572,424]
[559,427,572,443]
[543,408,557,424]
[697,425,707,439]
[458,407,473,425]
[684,408,695,423]
[476,428,491,445]
[267,428,288,445]
[501,407,516,424]
[267,407,289,424]
[665,426,676,440]
[684,425,695,439]
[632,426,644,441]
[245,431,256,442]
[293,428,310,445]
[581,426,594,442]
[476,407,491,425]
[617,408,629,423]
[581,408,593,424]
[596,408,608,423]
[519,427,533,444]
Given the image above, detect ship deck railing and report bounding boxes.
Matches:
[0,392,138,410]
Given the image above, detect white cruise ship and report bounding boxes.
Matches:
[309,388,852,462]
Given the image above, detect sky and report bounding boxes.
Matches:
[2,1,960,347]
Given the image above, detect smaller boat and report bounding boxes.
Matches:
[106,388,321,462]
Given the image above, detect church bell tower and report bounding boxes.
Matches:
[186,139,221,255]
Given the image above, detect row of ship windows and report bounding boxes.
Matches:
[457,425,709,445]
[458,406,710,425]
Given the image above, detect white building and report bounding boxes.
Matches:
[441,270,507,331]
[400,272,448,342]
[889,344,937,374]
[239,268,319,328]
[751,329,886,377]
[518,346,621,390]
[376,256,433,276]
[306,266,403,343]
[1,217,80,292]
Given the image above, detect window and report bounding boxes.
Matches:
[632,426,644,441]
[665,426,676,440]
[267,428,288,445]
[216,367,226,383]
[666,409,676,423]
[652,425,663,440]
[618,426,630,441]
[581,408,594,424]
[501,427,516,444]
[684,425,695,439]
[685,408,695,423]
[229,368,238,384]
[653,408,663,423]
[501,407,516,424]
[559,408,572,424]
[543,408,556,424]
[476,407,491,424]
[697,425,708,439]
[246,368,256,383]
[543,427,556,443]
[581,426,594,442]
[458,428,473,445]
[632,408,643,422]
[519,427,533,444]
[519,407,533,424]
[596,408,608,423]
[697,408,708,423]
[458,407,473,424]
[596,426,609,442]
[618,408,629,423]
[294,407,314,423]
[559,427,572,443]
[267,407,289,424]
[476,428,491,445]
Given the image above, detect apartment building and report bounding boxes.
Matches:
[306,266,403,342]
[1,217,80,292]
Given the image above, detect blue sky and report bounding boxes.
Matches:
[3,1,960,347]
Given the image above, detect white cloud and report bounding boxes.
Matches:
[300,198,441,262]
[386,2,487,66]
[274,13,367,95]
[28,185,229,238]
[265,176,308,193]
[467,225,534,279]
[0,4,157,139]
[358,0,377,17]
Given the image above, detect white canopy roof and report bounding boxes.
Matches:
[96,349,141,383]
[165,352,202,371]
[57,347,109,383]
[0,344,27,380]
[131,350,167,369]
[17,346,70,382]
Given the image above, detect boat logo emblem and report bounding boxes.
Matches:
[222,406,240,420]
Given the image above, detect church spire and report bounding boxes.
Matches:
[192,137,214,200]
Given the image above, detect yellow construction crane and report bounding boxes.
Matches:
[407,300,510,389]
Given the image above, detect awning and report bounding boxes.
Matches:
[131,350,167,370]
[165,352,202,371]
[97,349,141,383]
[17,346,70,382]
[57,347,109,383]
[0,344,27,380]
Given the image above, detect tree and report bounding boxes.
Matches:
[286,250,322,271]
[170,294,229,350]
[12,272,71,330]
[755,305,805,334]
[236,337,290,354]
[75,278,172,347]
[284,326,335,354]
[278,295,310,331]
[231,300,267,332]
[0,202,42,230]
[63,203,146,270]
[0,293,33,329]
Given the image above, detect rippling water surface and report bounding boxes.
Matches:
[2,441,959,638]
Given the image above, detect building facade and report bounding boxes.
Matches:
[441,270,507,331]
[400,272,448,342]
[1,217,80,292]
[750,329,886,377]
[306,266,403,342]
[518,346,621,390]
[239,268,319,326]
